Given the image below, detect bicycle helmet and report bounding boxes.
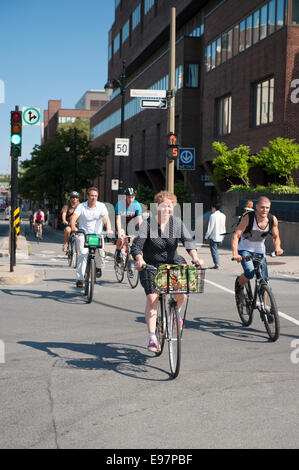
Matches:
[124,187,135,196]
[70,191,79,198]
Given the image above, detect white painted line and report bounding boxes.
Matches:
[205,279,299,327]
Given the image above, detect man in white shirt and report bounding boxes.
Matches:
[204,203,226,269]
[70,187,112,287]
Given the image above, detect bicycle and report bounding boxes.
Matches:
[66,232,78,268]
[114,237,139,288]
[35,222,43,243]
[77,229,105,304]
[233,254,280,341]
[143,264,205,379]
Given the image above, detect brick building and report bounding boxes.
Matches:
[90,0,299,207]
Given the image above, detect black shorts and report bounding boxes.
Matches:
[140,255,187,296]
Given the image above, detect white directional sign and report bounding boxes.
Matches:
[140,99,167,109]
[22,106,41,126]
[130,89,167,98]
[111,179,119,190]
[114,138,130,156]
[177,148,195,170]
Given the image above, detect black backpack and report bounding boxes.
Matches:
[243,211,274,239]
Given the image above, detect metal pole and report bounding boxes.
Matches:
[74,127,78,190]
[166,7,176,193]
[119,60,126,193]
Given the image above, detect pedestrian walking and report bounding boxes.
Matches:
[204,203,226,269]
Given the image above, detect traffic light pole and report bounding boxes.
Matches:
[166,7,176,193]
[10,105,21,272]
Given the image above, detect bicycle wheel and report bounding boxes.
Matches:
[67,241,73,267]
[84,258,95,304]
[167,301,181,379]
[127,260,139,289]
[258,283,280,342]
[114,252,125,283]
[155,296,166,356]
[235,278,253,327]
[71,240,78,269]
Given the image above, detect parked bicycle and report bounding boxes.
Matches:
[66,232,78,268]
[114,237,139,288]
[143,263,206,378]
[77,229,105,304]
[233,254,280,341]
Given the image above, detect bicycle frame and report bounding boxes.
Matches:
[244,256,268,314]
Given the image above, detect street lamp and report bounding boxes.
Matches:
[64,127,78,190]
[104,60,126,192]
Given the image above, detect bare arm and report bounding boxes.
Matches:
[61,205,68,224]
[70,213,79,233]
[115,214,122,238]
[271,216,283,255]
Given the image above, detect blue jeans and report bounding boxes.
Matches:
[209,240,221,267]
[238,249,269,281]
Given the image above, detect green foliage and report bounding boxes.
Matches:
[174,181,192,205]
[135,184,154,208]
[19,124,109,208]
[252,137,299,186]
[212,142,251,187]
[227,184,299,194]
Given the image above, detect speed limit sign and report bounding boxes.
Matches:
[114,138,130,156]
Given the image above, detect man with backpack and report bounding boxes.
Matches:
[232,195,283,291]
[33,208,45,239]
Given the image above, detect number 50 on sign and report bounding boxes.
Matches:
[114,138,130,156]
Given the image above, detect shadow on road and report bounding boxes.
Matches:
[19,340,171,381]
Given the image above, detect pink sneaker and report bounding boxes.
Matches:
[147,339,159,353]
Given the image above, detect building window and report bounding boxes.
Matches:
[292,0,299,24]
[246,15,253,48]
[253,9,260,44]
[122,19,129,43]
[206,44,211,71]
[217,95,232,137]
[276,0,285,28]
[227,29,233,59]
[184,64,199,88]
[260,4,268,40]
[268,0,276,34]
[144,0,154,15]
[253,77,274,127]
[239,20,246,52]
[115,0,120,9]
[132,4,141,30]
[113,33,120,54]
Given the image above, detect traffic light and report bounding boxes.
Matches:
[167,133,179,160]
[10,110,22,157]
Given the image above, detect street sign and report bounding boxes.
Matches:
[140,99,167,109]
[178,148,195,170]
[114,138,130,156]
[130,89,167,98]
[111,179,119,190]
[22,107,41,126]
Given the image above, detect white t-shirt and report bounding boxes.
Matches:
[205,210,226,242]
[74,201,108,234]
[34,211,45,221]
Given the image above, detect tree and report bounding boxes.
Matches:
[211,142,251,188]
[135,184,154,208]
[19,124,109,209]
[253,137,299,186]
[174,181,192,205]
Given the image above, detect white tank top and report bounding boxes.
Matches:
[238,216,269,254]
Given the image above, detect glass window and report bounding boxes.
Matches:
[233,24,239,55]
[246,15,252,49]
[211,41,216,69]
[276,0,285,28]
[217,95,232,136]
[206,45,211,71]
[268,0,276,34]
[122,19,129,43]
[227,29,233,59]
[260,5,268,40]
[221,32,228,63]
[115,0,120,8]
[132,4,141,30]
[239,20,245,52]
[253,77,274,127]
[292,0,299,24]
[113,33,120,53]
[216,37,222,65]
[144,0,154,15]
[185,64,199,87]
[253,9,260,44]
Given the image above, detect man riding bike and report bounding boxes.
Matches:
[231,195,283,296]
[33,208,45,239]
[115,187,143,265]
[61,191,80,252]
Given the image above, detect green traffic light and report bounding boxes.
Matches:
[11,134,21,145]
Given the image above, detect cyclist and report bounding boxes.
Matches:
[232,195,283,297]
[131,190,203,353]
[33,208,45,238]
[115,187,143,269]
[70,187,112,288]
[61,191,80,252]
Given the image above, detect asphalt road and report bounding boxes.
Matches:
[1,223,299,450]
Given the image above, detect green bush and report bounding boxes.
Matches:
[227,184,299,194]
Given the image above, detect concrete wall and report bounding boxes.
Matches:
[221,192,299,255]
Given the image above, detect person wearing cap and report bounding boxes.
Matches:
[115,187,143,263]
[61,191,80,252]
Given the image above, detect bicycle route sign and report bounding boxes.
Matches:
[22,107,41,126]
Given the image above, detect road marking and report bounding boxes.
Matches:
[205,279,299,327]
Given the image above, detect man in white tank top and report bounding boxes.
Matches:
[232,196,283,288]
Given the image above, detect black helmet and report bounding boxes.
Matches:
[124,187,135,196]
[70,191,79,198]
